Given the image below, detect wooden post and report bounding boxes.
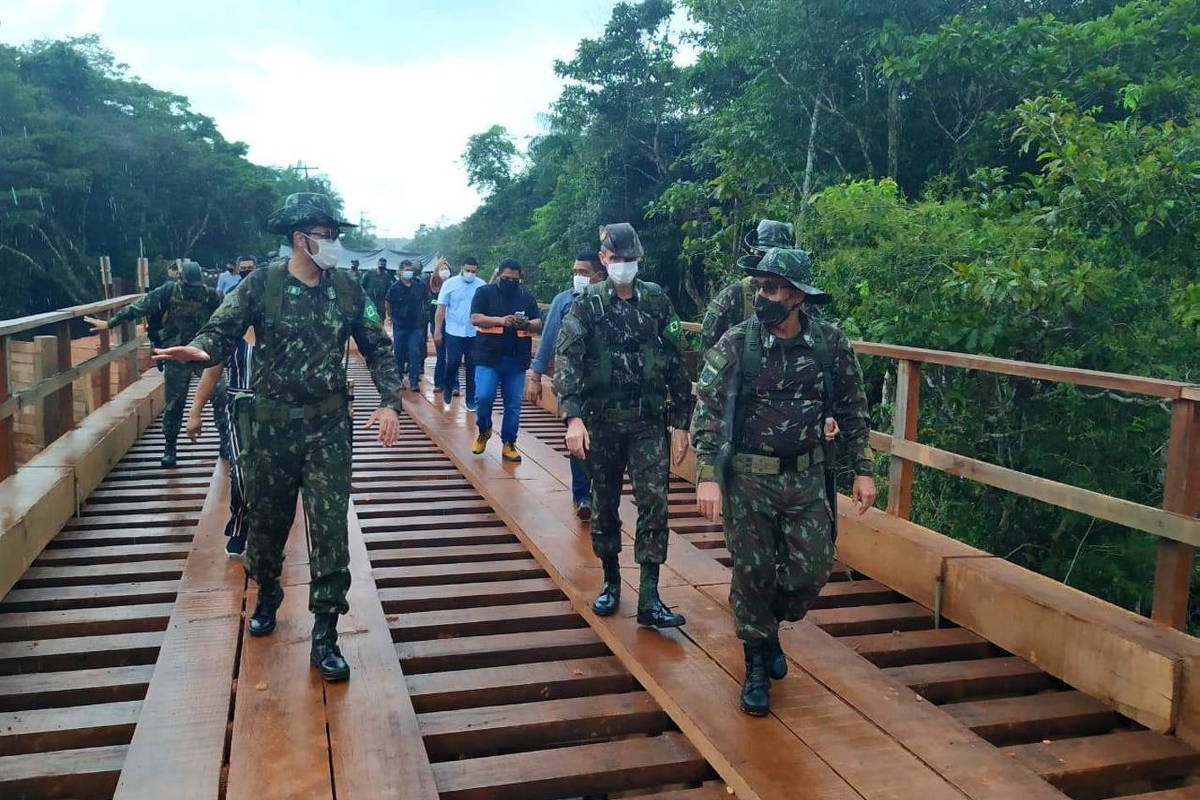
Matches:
[137,257,149,292]
[1151,399,1200,628]
[0,334,12,481]
[46,320,75,438]
[886,359,921,519]
[96,315,112,407]
[115,321,136,390]
[99,256,113,300]
[32,335,56,447]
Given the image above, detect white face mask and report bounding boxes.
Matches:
[607,260,638,285]
[462,271,477,283]
[438,268,451,279]
[402,270,415,280]
[572,275,591,293]
[303,234,343,271]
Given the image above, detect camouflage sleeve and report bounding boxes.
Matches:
[552,302,589,421]
[700,282,741,352]
[827,326,874,477]
[350,287,405,411]
[108,283,171,327]
[689,329,740,481]
[659,296,694,430]
[189,274,259,368]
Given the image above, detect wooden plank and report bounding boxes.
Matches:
[887,359,920,519]
[0,294,140,337]
[0,334,13,480]
[0,743,127,800]
[1153,400,1200,627]
[839,628,992,668]
[0,580,178,612]
[940,691,1117,745]
[418,691,669,759]
[808,601,933,636]
[879,434,1200,547]
[17,559,186,588]
[1004,731,1200,793]
[369,542,530,566]
[0,602,173,640]
[0,664,152,712]
[405,656,636,713]
[883,657,1053,703]
[0,630,163,674]
[397,627,609,674]
[379,577,564,612]
[388,600,585,641]
[0,335,146,423]
[430,732,711,800]
[372,557,543,587]
[0,699,140,755]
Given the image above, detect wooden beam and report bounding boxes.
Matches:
[873,433,1200,547]
[1152,400,1200,628]
[0,295,139,338]
[0,335,12,481]
[887,359,920,519]
[49,320,74,441]
[0,335,146,422]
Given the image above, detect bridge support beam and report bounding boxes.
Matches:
[887,359,921,520]
[1153,399,1200,629]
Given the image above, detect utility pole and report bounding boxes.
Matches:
[295,161,320,188]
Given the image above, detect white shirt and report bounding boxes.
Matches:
[436,274,483,338]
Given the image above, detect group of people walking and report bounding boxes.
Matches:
[87,192,878,716]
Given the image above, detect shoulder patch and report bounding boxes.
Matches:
[665,316,683,339]
[362,300,381,324]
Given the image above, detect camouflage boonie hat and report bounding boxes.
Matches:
[743,247,830,304]
[598,222,644,259]
[265,192,357,235]
[180,260,204,287]
[737,219,795,268]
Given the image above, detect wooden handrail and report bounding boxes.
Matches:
[0,334,146,421]
[0,295,141,338]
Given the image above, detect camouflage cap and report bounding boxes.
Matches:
[743,247,830,304]
[737,219,795,268]
[264,192,357,235]
[598,222,644,259]
[180,260,204,287]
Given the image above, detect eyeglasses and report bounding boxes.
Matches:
[303,230,340,241]
[752,278,791,295]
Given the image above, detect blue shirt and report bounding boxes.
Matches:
[437,274,483,338]
[530,287,581,374]
[216,271,242,296]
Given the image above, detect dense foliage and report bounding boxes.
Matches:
[415,0,1199,625]
[0,36,364,320]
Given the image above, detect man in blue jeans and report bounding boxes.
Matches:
[434,257,482,409]
[527,251,605,518]
[385,259,429,390]
[470,258,542,462]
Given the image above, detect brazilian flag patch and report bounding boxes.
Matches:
[665,316,683,339]
[363,301,381,324]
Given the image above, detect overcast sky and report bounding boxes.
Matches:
[0,0,638,238]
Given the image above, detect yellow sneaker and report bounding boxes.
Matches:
[471,429,492,455]
[501,442,522,462]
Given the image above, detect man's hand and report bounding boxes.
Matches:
[502,314,518,328]
[824,417,840,440]
[364,406,401,446]
[852,476,877,515]
[697,481,722,522]
[670,428,689,466]
[185,413,203,443]
[525,374,543,404]
[153,346,210,363]
[84,316,109,333]
[565,417,590,460]
[433,333,443,348]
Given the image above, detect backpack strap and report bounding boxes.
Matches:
[733,316,766,445]
[808,319,836,421]
[329,268,359,324]
[739,275,756,322]
[263,263,287,332]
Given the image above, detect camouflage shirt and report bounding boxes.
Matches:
[189,259,404,411]
[691,311,874,478]
[361,269,394,303]
[109,281,220,347]
[700,277,754,353]
[554,279,693,429]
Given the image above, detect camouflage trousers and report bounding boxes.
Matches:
[724,465,835,643]
[163,361,230,451]
[586,413,670,565]
[240,407,352,615]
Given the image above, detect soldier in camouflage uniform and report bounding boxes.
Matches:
[555,223,693,629]
[700,220,796,353]
[361,257,394,321]
[691,247,877,716]
[88,260,231,467]
[154,193,404,682]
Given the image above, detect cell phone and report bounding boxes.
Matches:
[514,311,528,323]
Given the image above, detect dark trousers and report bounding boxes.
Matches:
[442,333,476,404]
[432,322,446,390]
[392,325,425,387]
[225,395,248,541]
[587,414,669,565]
[569,456,592,504]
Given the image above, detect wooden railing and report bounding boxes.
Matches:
[0,295,147,481]
[676,318,1200,629]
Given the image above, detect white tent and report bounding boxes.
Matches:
[276,245,440,273]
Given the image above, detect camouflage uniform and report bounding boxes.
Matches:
[190,257,403,615]
[691,249,874,645]
[700,220,795,353]
[109,265,230,459]
[554,279,692,565]
[361,267,394,321]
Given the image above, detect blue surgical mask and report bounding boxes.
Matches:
[462,272,477,283]
[402,270,414,280]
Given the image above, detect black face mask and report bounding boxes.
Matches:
[754,293,797,326]
[498,277,519,294]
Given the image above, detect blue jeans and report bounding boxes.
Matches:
[392,326,425,387]
[569,456,592,504]
[442,333,475,404]
[473,355,525,442]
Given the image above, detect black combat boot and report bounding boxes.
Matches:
[592,557,621,616]
[310,613,350,681]
[764,635,788,680]
[740,642,771,716]
[635,564,686,629]
[160,440,177,468]
[247,582,282,637]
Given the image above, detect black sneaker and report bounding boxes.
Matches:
[576,501,592,520]
[225,533,246,558]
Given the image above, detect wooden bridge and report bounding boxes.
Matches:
[1,297,1199,799]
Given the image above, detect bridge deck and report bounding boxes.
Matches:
[1,357,1198,799]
